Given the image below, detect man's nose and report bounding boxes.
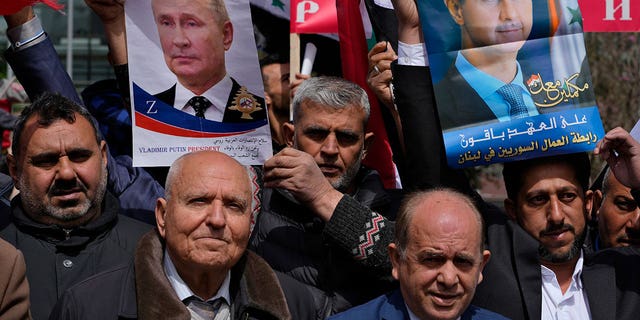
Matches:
[205,201,226,229]
[437,262,460,288]
[172,27,190,47]
[499,0,518,20]
[547,197,565,225]
[320,134,339,156]
[56,157,76,181]
[627,210,640,231]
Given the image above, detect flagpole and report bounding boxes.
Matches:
[289,32,300,121]
[66,0,74,79]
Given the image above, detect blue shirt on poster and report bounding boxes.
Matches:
[455,51,539,122]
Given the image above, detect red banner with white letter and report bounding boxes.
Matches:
[578,0,640,31]
[290,0,338,33]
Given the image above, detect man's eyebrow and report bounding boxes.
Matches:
[455,252,476,262]
[335,129,359,137]
[302,125,329,132]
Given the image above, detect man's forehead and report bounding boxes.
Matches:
[298,101,366,124]
[412,199,481,238]
[170,153,250,189]
[519,164,582,193]
[22,115,96,142]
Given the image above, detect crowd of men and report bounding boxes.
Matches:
[1,0,640,320]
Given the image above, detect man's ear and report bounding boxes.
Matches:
[264,92,272,107]
[388,243,401,281]
[283,122,295,147]
[478,249,492,284]
[584,189,594,220]
[592,190,603,222]
[222,21,233,51]
[504,198,517,220]
[155,198,168,238]
[361,132,375,160]
[7,154,19,188]
[100,140,108,168]
[445,0,464,25]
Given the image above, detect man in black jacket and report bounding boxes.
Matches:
[250,76,399,316]
[0,93,151,320]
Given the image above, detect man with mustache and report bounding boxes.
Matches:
[0,93,151,319]
[250,77,398,316]
[436,0,539,130]
[390,0,640,317]
[151,0,266,123]
[329,189,506,320]
[50,151,314,319]
[592,167,640,249]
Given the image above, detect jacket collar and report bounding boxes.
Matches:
[510,221,543,320]
[379,289,410,319]
[133,230,290,319]
[9,192,119,248]
[582,255,616,320]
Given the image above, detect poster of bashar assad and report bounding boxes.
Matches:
[126,0,272,167]
[417,0,605,169]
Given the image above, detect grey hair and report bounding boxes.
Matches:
[207,0,230,26]
[152,0,230,27]
[291,76,370,127]
[394,188,485,258]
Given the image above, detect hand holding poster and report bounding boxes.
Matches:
[126,0,272,167]
[418,0,605,168]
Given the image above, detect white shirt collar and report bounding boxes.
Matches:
[540,250,585,291]
[540,250,591,319]
[405,302,461,320]
[163,249,231,304]
[174,74,232,122]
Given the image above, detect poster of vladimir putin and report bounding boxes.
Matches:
[125,0,271,167]
[417,0,605,169]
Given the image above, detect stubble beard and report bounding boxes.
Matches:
[538,227,586,264]
[18,168,108,223]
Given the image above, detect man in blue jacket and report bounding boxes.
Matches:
[330,189,506,320]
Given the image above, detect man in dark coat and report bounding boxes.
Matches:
[50,151,315,320]
[0,93,151,320]
[250,76,399,316]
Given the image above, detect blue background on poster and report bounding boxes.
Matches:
[445,106,605,168]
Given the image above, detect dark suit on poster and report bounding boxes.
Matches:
[154,77,267,123]
[391,63,640,320]
[328,289,508,320]
[434,63,501,131]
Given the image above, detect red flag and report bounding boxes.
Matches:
[336,0,399,189]
[0,0,63,15]
[578,0,640,32]
[290,0,338,33]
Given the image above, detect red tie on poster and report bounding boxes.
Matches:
[0,0,63,15]
[578,0,640,32]
[290,0,338,33]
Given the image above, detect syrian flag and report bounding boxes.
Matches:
[336,0,401,189]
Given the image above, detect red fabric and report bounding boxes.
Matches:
[290,0,338,33]
[0,0,63,15]
[0,99,10,150]
[578,0,640,32]
[336,0,398,189]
